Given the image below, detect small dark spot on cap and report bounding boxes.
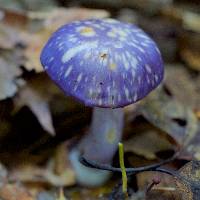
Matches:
[100,53,107,59]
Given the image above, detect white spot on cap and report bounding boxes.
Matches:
[125,87,130,100]
[74,74,82,91]
[114,42,123,48]
[118,29,128,38]
[48,42,53,47]
[62,42,98,63]
[107,31,117,38]
[92,76,96,83]
[155,74,158,82]
[97,87,101,94]
[92,24,102,29]
[133,93,138,101]
[58,42,63,47]
[68,37,77,42]
[107,86,111,93]
[142,42,149,47]
[118,94,121,102]
[131,39,139,44]
[137,33,149,40]
[98,99,102,105]
[58,46,63,51]
[145,64,152,73]
[138,76,141,84]
[89,88,93,96]
[147,76,150,84]
[112,81,115,87]
[77,73,83,83]
[137,56,142,62]
[83,51,91,60]
[125,51,131,59]
[138,46,145,53]
[49,57,54,62]
[155,46,161,55]
[64,65,73,78]
[131,69,135,80]
[80,61,84,66]
[131,57,138,69]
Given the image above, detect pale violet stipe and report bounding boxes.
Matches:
[40,18,164,108]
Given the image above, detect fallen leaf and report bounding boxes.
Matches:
[138,17,179,62]
[0,0,58,11]
[0,23,22,49]
[124,128,174,160]
[182,11,200,33]
[9,142,75,187]
[0,56,22,100]
[146,188,181,200]
[23,7,110,72]
[139,88,198,147]
[164,64,200,110]
[175,160,200,200]
[14,74,55,135]
[179,33,200,72]
[9,163,75,187]
[43,7,110,30]
[0,183,34,200]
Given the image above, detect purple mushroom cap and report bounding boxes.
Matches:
[40,18,164,108]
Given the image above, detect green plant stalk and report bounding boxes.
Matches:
[118,142,128,195]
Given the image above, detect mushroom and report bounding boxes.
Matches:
[40,18,164,186]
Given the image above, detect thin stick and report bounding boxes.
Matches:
[79,152,178,175]
[118,142,128,195]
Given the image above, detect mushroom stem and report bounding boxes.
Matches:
[81,107,124,163]
[69,107,124,186]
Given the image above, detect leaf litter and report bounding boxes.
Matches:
[0,0,200,199]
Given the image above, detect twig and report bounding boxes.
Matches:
[79,152,178,176]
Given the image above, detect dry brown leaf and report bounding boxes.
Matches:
[9,164,75,187]
[178,32,200,72]
[22,7,110,72]
[175,160,200,200]
[181,48,200,72]
[1,8,109,72]
[0,183,34,200]
[161,5,200,31]
[164,65,200,110]
[0,9,30,30]
[9,144,76,187]
[0,56,21,100]
[139,88,198,148]
[124,129,174,160]
[14,73,56,135]
[43,7,110,30]
[0,23,22,49]
[146,189,181,200]
[182,11,200,33]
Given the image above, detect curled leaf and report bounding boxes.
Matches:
[139,88,198,147]
[175,160,200,200]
